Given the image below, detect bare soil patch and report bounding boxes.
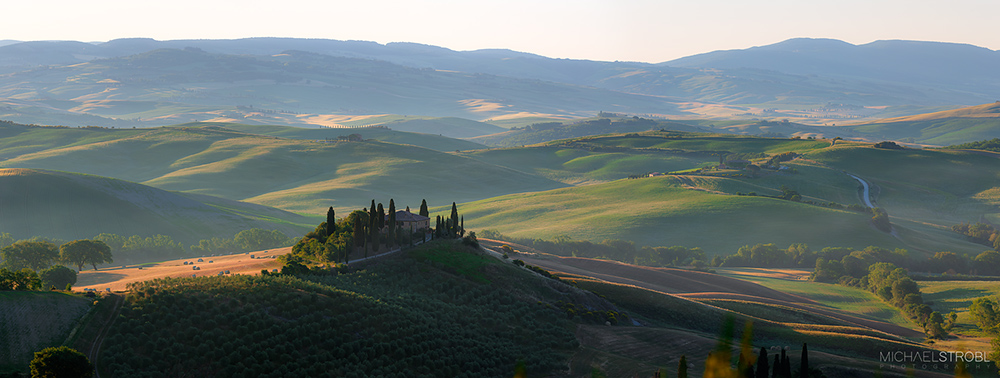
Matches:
[75,247,290,292]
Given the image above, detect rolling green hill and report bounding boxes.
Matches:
[0,291,91,373]
[180,121,487,152]
[844,102,1000,145]
[462,176,902,255]
[467,116,708,147]
[459,132,997,256]
[0,168,313,244]
[0,123,565,215]
[459,145,717,184]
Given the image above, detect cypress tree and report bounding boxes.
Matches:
[782,351,791,378]
[677,355,687,378]
[368,201,377,255]
[460,216,465,237]
[376,203,385,229]
[756,347,769,378]
[799,343,808,378]
[435,216,442,238]
[772,355,780,378]
[326,207,335,237]
[419,199,429,217]
[387,199,396,248]
[450,202,459,238]
[351,211,365,263]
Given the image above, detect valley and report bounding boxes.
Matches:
[2,36,1000,378]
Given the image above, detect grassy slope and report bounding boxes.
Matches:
[0,168,313,244]
[191,121,488,152]
[715,269,916,330]
[845,102,1000,145]
[459,146,717,184]
[0,291,91,372]
[0,124,565,215]
[97,241,584,377]
[803,144,1000,255]
[463,176,901,255]
[564,278,948,378]
[377,117,507,139]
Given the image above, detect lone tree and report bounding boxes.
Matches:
[29,346,93,378]
[387,199,396,248]
[59,240,112,271]
[678,355,688,378]
[1,240,59,271]
[450,202,459,238]
[799,343,808,378]
[326,207,336,236]
[419,199,429,218]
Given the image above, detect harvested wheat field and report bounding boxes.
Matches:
[74,247,291,292]
[516,254,925,340]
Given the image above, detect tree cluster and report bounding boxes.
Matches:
[968,297,1000,370]
[947,137,1000,152]
[291,199,434,264]
[433,202,465,240]
[190,229,293,256]
[873,141,905,150]
[952,222,1000,252]
[0,238,112,291]
[813,257,953,338]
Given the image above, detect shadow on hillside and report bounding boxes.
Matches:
[924,287,989,309]
[76,272,127,286]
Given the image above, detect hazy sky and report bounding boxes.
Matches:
[4,0,998,63]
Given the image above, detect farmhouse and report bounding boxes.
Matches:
[389,209,430,232]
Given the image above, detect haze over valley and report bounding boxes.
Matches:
[3,31,1000,378]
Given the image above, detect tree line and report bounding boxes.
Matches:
[968,297,1000,369]
[290,199,462,265]
[0,239,111,291]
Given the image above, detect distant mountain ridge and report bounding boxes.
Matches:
[1,37,999,128]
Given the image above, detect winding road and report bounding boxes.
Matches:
[846,173,874,208]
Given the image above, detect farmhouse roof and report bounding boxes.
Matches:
[390,210,430,222]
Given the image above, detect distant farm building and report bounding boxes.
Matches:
[388,209,431,233]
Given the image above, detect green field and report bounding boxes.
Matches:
[844,103,1000,145]
[0,168,314,244]
[919,281,1000,336]
[463,176,902,255]
[192,122,488,152]
[459,146,717,184]
[0,123,566,216]
[715,269,918,330]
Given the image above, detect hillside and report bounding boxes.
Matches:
[462,176,902,255]
[0,123,565,215]
[468,116,708,147]
[37,240,951,378]
[181,121,488,151]
[0,291,91,372]
[844,102,1000,145]
[0,168,313,244]
[461,132,998,255]
[95,241,587,377]
[0,47,684,128]
[3,37,999,124]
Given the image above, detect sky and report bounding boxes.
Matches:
[3,0,999,63]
